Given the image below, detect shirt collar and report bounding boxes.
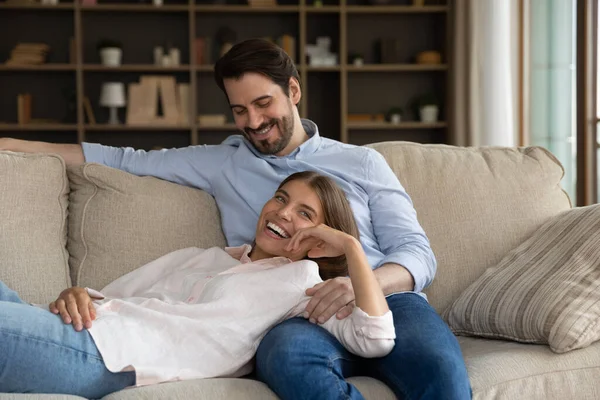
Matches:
[224,244,292,266]
[238,118,322,160]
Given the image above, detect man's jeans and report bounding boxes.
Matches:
[256,292,472,400]
[0,281,135,398]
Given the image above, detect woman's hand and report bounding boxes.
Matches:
[285,223,358,259]
[49,287,96,332]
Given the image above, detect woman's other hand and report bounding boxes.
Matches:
[285,223,358,259]
[49,287,96,331]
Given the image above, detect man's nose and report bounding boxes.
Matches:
[246,109,263,129]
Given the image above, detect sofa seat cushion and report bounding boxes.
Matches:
[461,337,600,400]
[99,377,395,400]
[67,163,227,290]
[0,151,71,304]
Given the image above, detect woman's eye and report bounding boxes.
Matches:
[275,195,285,203]
[299,211,311,219]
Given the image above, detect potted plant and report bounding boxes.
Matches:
[413,93,440,123]
[97,39,123,67]
[385,106,403,124]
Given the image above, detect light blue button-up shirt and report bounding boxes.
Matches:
[82,119,436,293]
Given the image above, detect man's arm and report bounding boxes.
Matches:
[0,138,84,166]
[374,262,415,294]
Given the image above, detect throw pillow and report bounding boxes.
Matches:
[444,204,600,353]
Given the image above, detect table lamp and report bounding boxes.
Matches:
[100,82,126,124]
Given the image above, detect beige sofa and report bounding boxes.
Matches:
[1,141,599,400]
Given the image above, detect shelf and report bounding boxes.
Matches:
[194,5,300,13]
[197,123,237,131]
[83,64,190,72]
[347,122,447,130]
[347,64,448,72]
[346,5,449,14]
[85,124,191,131]
[307,66,341,72]
[304,5,340,13]
[81,4,188,12]
[0,3,74,10]
[0,123,77,131]
[0,64,76,71]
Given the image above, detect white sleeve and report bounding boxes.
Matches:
[319,307,396,358]
[85,287,105,300]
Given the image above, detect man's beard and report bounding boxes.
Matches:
[243,112,295,156]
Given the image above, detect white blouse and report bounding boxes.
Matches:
[84,245,396,387]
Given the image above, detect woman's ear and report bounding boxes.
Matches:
[288,77,301,106]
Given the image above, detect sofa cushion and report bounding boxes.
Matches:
[367,142,572,313]
[0,151,71,304]
[444,204,600,353]
[99,377,394,400]
[67,163,227,290]
[460,337,600,400]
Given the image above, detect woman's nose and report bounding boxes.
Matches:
[276,206,292,221]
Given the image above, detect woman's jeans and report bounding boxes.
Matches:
[0,281,135,398]
[256,292,472,400]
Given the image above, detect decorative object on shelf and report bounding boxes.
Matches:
[313,0,323,6]
[168,46,181,66]
[17,93,32,125]
[153,46,164,66]
[5,43,50,66]
[41,0,59,5]
[416,50,442,65]
[83,96,96,124]
[347,114,385,123]
[413,93,440,123]
[197,114,227,127]
[97,39,123,67]
[126,75,190,126]
[277,34,296,63]
[385,107,403,124]
[216,27,237,58]
[194,37,212,65]
[306,37,337,67]
[100,82,126,125]
[376,38,403,64]
[412,0,425,6]
[153,0,163,6]
[348,52,364,67]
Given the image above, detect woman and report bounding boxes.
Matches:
[0,171,395,398]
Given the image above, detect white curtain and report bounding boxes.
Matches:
[452,0,520,147]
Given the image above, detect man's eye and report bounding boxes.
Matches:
[234,109,246,115]
[257,102,270,108]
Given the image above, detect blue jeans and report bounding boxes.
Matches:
[0,281,135,399]
[256,292,472,400]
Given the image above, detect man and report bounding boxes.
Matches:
[0,38,471,399]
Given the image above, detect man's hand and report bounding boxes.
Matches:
[49,287,96,332]
[304,277,356,324]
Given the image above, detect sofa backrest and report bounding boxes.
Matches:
[0,143,572,311]
[366,142,571,312]
[0,151,71,304]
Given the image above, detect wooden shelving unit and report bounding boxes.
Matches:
[0,0,452,149]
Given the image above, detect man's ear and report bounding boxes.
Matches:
[288,77,301,106]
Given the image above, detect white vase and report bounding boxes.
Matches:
[390,114,402,124]
[100,48,122,67]
[419,105,439,123]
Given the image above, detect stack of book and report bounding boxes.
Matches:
[5,43,51,65]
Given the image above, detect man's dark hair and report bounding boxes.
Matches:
[214,38,301,99]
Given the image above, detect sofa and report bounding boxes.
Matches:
[1,141,599,400]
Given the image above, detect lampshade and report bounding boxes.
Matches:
[100,82,126,107]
